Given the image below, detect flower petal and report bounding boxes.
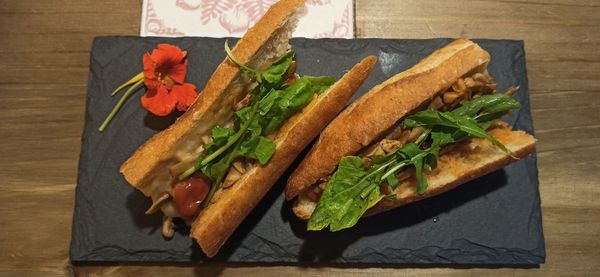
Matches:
[157,44,187,59]
[143,53,159,89]
[172,83,199,112]
[166,58,188,85]
[141,85,177,116]
[152,44,188,85]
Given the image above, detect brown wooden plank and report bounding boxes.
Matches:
[0,190,74,276]
[0,0,142,14]
[0,0,599,275]
[0,13,139,35]
[0,33,96,54]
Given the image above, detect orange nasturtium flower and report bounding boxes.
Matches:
[99,44,198,131]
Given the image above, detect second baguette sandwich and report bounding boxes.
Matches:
[286,39,536,231]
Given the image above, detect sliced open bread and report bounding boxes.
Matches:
[285,39,492,200]
[293,122,536,220]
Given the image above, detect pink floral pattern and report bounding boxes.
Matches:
[176,0,202,10]
[241,0,278,27]
[143,0,185,36]
[141,0,353,38]
[199,0,237,25]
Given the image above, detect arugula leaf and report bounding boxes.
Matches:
[259,76,336,135]
[201,156,229,184]
[236,135,276,165]
[200,136,246,207]
[453,94,521,118]
[260,52,294,85]
[235,106,263,137]
[302,76,339,93]
[440,112,510,155]
[370,154,394,165]
[257,89,278,116]
[386,174,400,190]
[225,40,294,89]
[203,125,234,153]
[403,109,443,128]
[414,156,427,194]
[397,143,434,194]
[404,107,511,155]
[431,129,455,145]
[308,156,384,231]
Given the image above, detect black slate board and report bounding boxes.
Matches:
[70,37,545,265]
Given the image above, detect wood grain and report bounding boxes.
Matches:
[0,0,598,276]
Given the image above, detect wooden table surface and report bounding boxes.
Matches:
[1,0,599,276]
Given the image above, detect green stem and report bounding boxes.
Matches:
[415,128,432,146]
[224,40,256,74]
[178,102,260,180]
[359,183,377,199]
[179,164,200,181]
[202,134,246,207]
[379,161,409,183]
[376,128,431,182]
[111,72,144,96]
[356,158,396,188]
[99,79,144,132]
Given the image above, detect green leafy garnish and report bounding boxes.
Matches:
[225,40,294,87]
[258,76,335,135]
[309,93,521,231]
[307,156,385,231]
[237,135,277,164]
[180,43,336,207]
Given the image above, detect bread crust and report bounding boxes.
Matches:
[192,56,377,257]
[120,0,322,257]
[285,39,492,200]
[120,0,306,189]
[292,123,537,220]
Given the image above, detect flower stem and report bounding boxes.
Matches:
[99,79,144,132]
[111,72,144,96]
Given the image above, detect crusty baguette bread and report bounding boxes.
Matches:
[285,39,492,200]
[121,0,306,190]
[292,122,536,220]
[119,0,377,257]
[193,56,376,256]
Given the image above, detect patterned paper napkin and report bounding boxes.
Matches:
[141,0,353,38]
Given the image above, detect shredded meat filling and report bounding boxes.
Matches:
[223,159,250,188]
[162,216,174,238]
[363,70,496,157]
[307,70,498,200]
[145,193,171,215]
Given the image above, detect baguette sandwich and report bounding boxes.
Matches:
[120,0,376,256]
[285,39,536,231]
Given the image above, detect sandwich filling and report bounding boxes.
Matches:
[147,47,336,237]
[304,69,522,231]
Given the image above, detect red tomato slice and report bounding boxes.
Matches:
[172,172,211,220]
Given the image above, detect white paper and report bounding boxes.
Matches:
[141,0,353,38]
